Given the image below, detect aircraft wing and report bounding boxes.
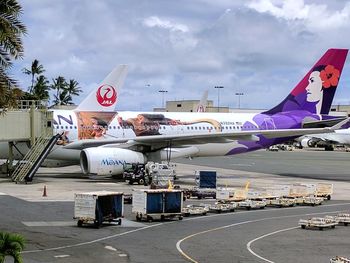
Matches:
[63,119,347,151]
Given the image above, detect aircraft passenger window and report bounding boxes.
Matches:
[61,126,63,129]
[118,126,120,129]
[69,126,72,129]
[74,126,77,129]
[195,127,197,130]
[191,127,193,130]
[187,127,189,130]
[199,127,201,130]
[65,126,68,129]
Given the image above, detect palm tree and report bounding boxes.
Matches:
[0,232,25,263]
[51,76,67,105]
[22,59,45,93]
[0,0,27,109]
[66,79,82,97]
[54,89,72,105]
[32,75,49,101]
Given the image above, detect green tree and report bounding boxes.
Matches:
[0,0,26,109]
[66,79,82,97]
[22,59,45,93]
[0,232,25,263]
[51,76,67,105]
[32,75,49,101]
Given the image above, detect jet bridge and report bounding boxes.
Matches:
[0,101,54,178]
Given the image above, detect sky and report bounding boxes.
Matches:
[14,0,350,111]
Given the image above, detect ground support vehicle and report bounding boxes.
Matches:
[316,183,333,200]
[303,196,324,206]
[326,213,350,226]
[146,162,176,187]
[203,202,236,213]
[330,256,350,263]
[123,163,148,185]
[74,191,123,228]
[132,189,183,222]
[269,198,296,207]
[182,204,209,217]
[195,170,217,188]
[190,188,216,199]
[238,200,266,210]
[299,217,338,230]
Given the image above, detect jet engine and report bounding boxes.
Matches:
[80,147,146,175]
[300,137,318,148]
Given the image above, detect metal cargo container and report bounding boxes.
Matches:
[132,189,183,222]
[74,191,123,228]
[197,170,217,188]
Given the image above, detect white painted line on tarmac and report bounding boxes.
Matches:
[176,209,346,263]
[0,192,7,195]
[54,254,70,258]
[105,246,117,251]
[22,221,75,227]
[246,226,298,263]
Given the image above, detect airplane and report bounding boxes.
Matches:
[0,48,348,177]
[196,90,208,112]
[296,128,350,151]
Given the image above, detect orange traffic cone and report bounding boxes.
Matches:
[42,185,47,197]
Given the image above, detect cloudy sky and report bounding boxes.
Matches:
[14,0,350,111]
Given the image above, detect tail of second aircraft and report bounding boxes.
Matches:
[196,90,208,112]
[264,49,348,115]
[75,65,128,112]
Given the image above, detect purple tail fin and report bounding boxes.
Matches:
[264,49,348,115]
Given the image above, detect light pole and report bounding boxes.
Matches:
[158,90,168,109]
[214,86,224,112]
[235,92,244,109]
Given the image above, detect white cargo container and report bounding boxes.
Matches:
[316,183,333,200]
[74,191,123,228]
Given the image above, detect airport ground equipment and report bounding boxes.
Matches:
[195,170,217,188]
[74,191,123,228]
[330,256,350,263]
[132,189,183,222]
[11,132,61,183]
[199,202,236,213]
[190,188,216,199]
[316,183,333,200]
[299,217,337,230]
[238,200,266,210]
[326,213,350,226]
[182,204,209,217]
[146,162,176,187]
[303,196,324,206]
[123,163,148,185]
[269,198,296,207]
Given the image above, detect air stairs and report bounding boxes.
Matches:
[11,132,62,183]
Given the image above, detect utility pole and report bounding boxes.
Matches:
[214,86,224,112]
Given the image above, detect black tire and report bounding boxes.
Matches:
[77,220,83,227]
[94,220,101,229]
[319,227,323,231]
[301,225,306,229]
[197,196,202,200]
[147,216,153,223]
[327,195,331,200]
[160,215,165,221]
[331,225,335,229]
[179,216,183,220]
[138,178,145,185]
[344,222,348,226]
[260,206,265,209]
[128,181,133,185]
[202,212,207,216]
[246,207,251,210]
[136,214,141,221]
[117,219,122,225]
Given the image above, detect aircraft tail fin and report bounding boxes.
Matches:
[264,49,348,115]
[75,65,128,112]
[196,90,208,112]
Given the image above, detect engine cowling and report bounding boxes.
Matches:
[80,148,146,175]
[300,137,318,148]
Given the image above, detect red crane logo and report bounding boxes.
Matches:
[96,85,117,107]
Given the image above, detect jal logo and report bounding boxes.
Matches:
[96,84,117,107]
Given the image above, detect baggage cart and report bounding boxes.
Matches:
[191,188,216,199]
[205,202,236,213]
[303,196,324,206]
[132,189,183,222]
[326,213,350,226]
[74,191,123,228]
[330,256,350,263]
[182,204,209,217]
[299,217,337,230]
[238,200,266,210]
[269,198,296,207]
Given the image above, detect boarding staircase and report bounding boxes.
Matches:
[11,132,62,183]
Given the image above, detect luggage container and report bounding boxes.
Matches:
[303,196,324,206]
[316,183,333,200]
[326,213,350,226]
[206,202,236,213]
[299,217,337,230]
[132,189,183,222]
[216,188,235,201]
[74,191,123,228]
[264,185,290,198]
[196,170,217,188]
[269,198,296,207]
[191,187,216,199]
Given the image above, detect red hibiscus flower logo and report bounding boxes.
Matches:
[320,65,340,88]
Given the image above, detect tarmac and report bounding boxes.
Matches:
[0,149,349,262]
